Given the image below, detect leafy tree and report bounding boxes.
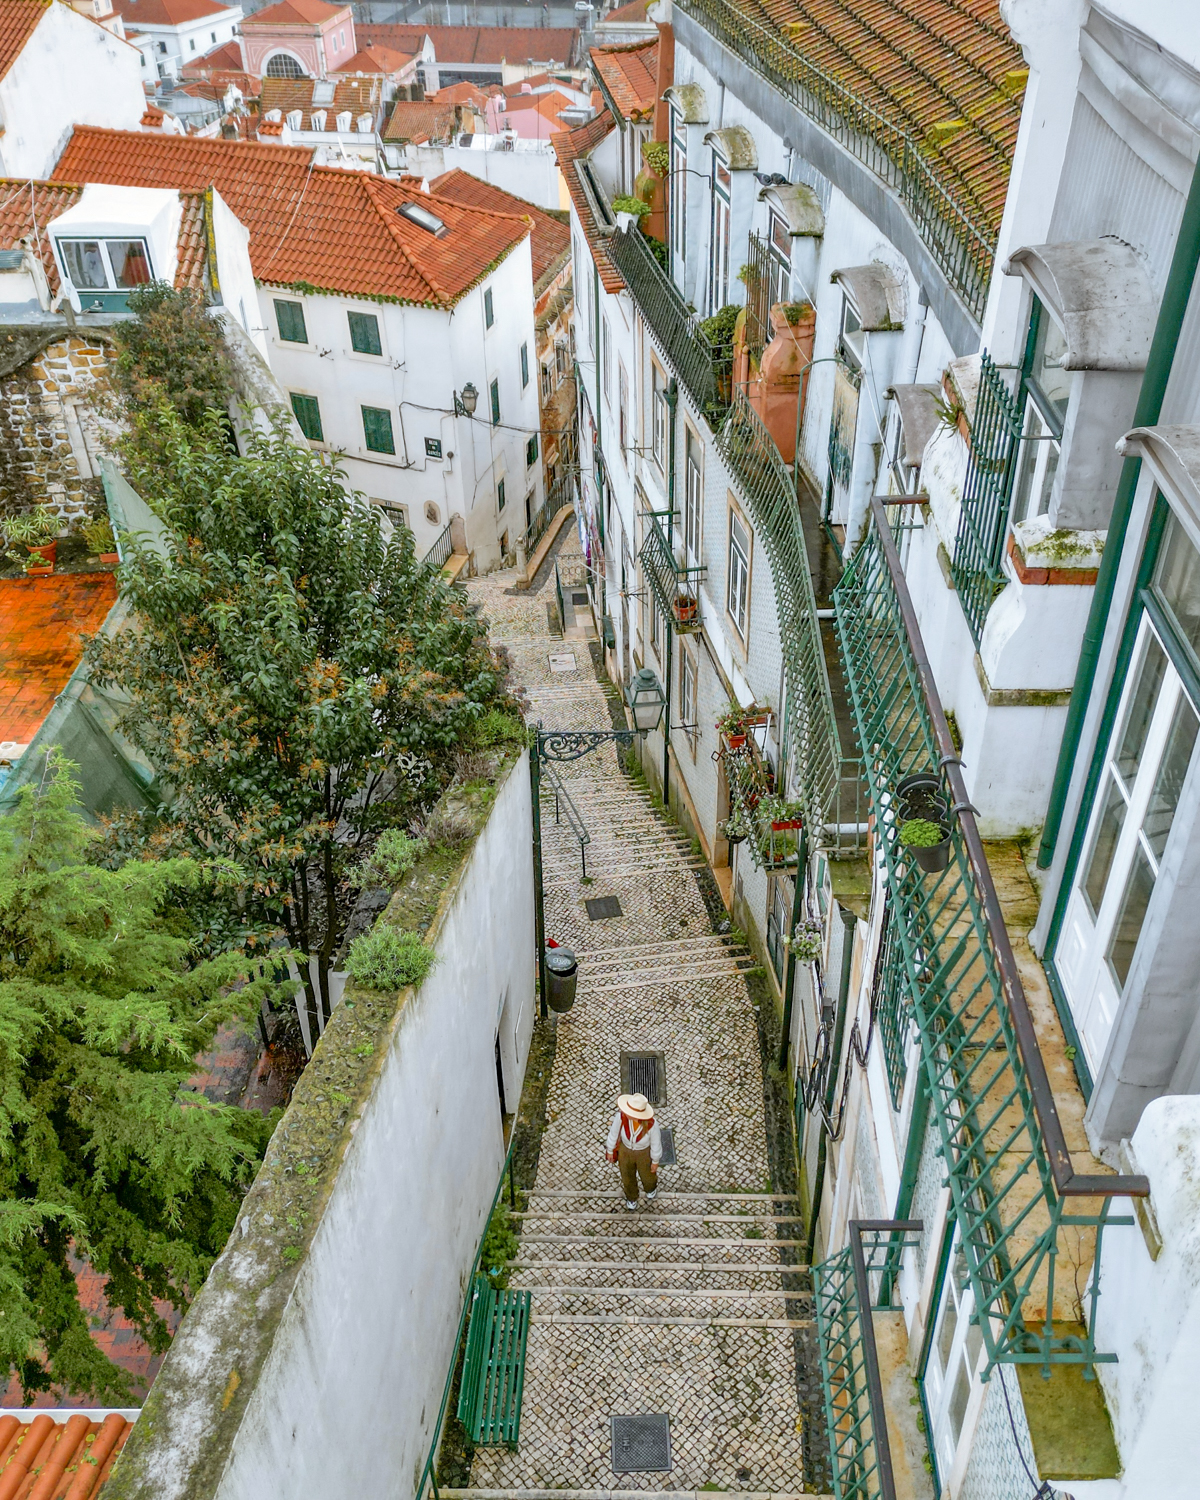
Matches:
[110,282,233,429]
[0,751,281,1403]
[88,406,499,1040]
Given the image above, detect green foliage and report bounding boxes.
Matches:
[0,750,285,1403]
[899,817,947,849]
[470,707,527,748]
[641,139,669,176]
[698,303,740,367]
[479,1201,519,1290]
[641,228,669,272]
[81,516,116,555]
[346,924,435,991]
[782,301,812,326]
[361,829,426,888]
[611,194,651,217]
[110,282,233,429]
[87,405,498,1040]
[4,506,59,547]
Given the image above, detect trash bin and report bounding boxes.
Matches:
[545,946,578,1013]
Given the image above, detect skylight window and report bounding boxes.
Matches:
[313,80,335,105]
[397,202,447,237]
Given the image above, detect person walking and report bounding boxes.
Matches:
[605,1092,662,1209]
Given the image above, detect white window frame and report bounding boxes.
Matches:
[727,500,751,642]
[684,426,703,568]
[670,105,687,264]
[709,151,731,315]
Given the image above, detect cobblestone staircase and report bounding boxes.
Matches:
[462,550,826,1498]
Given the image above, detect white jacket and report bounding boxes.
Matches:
[606,1110,662,1163]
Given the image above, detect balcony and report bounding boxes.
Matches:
[831,495,1148,1371]
[639,507,707,634]
[718,728,804,871]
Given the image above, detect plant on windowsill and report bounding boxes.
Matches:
[790,917,824,965]
[898,816,952,874]
[760,794,803,831]
[673,593,698,626]
[716,705,750,748]
[5,506,60,572]
[612,195,651,232]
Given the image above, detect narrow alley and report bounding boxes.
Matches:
[459,536,825,1496]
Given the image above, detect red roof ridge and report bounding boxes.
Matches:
[361,172,452,305]
[590,34,657,53]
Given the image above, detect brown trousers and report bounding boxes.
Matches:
[618,1140,657,1203]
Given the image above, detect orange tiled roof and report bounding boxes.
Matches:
[552,112,622,294]
[383,98,462,143]
[115,0,232,26]
[591,37,658,122]
[260,74,381,127]
[0,1413,133,1498]
[717,0,1025,239]
[332,43,413,74]
[52,129,530,306]
[0,177,208,294]
[360,23,576,67]
[603,0,648,20]
[242,0,347,24]
[430,80,490,109]
[431,167,568,288]
[0,0,47,85]
[0,574,118,744]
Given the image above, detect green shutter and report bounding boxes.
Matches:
[484,288,494,328]
[348,311,382,355]
[362,405,395,454]
[520,342,529,387]
[290,393,323,442]
[498,479,506,511]
[274,299,307,343]
[490,380,500,427]
[526,434,538,468]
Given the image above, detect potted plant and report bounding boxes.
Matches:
[6,506,60,572]
[717,705,749,749]
[895,771,947,826]
[761,794,803,831]
[83,515,119,564]
[674,593,699,626]
[720,802,753,845]
[899,816,952,874]
[611,194,650,233]
[790,917,824,965]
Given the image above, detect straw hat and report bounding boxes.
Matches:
[618,1092,655,1120]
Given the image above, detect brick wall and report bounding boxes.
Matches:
[0,334,114,533]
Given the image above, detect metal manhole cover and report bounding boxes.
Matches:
[572,591,590,605]
[548,652,577,673]
[657,1125,676,1166]
[611,1413,671,1473]
[586,895,622,920]
[621,1050,666,1105]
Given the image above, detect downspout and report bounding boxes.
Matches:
[1038,152,1200,869]
[804,903,856,1263]
[663,378,679,803]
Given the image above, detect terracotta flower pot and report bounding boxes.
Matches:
[771,818,803,831]
[27,540,56,571]
[725,732,747,749]
[99,551,119,564]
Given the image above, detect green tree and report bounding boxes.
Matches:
[110,282,233,429]
[89,406,498,1040]
[0,751,281,1403]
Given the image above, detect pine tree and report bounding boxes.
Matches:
[0,751,282,1402]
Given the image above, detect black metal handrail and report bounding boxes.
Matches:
[422,519,454,571]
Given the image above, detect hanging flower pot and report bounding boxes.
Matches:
[899,816,952,874]
[674,594,698,626]
[895,771,947,827]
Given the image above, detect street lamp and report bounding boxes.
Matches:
[455,382,478,417]
[625,666,666,736]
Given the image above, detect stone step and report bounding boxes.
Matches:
[443,1490,824,1500]
[529,1312,813,1329]
[513,1211,804,1224]
[517,1281,812,1305]
[564,936,747,961]
[515,1234,808,1255]
[509,1259,809,1280]
[524,1190,796,1202]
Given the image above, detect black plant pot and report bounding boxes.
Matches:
[896,771,948,827]
[908,833,952,874]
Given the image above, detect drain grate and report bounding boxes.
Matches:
[657,1125,676,1166]
[621,1050,666,1106]
[586,895,623,921]
[611,1414,671,1474]
[572,591,590,606]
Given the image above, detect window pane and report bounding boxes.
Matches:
[290,392,323,442]
[1106,845,1156,988]
[1028,300,1070,425]
[361,405,394,454]
[1152,510,1200,667]
[348,311,381,355]
[1116,633,1169,787]
[1143,695,1199,859]
[484,287,494,328]
[526,434,538,467]
[490,379,500,427]
[106,239,151,287]
[497,478,505,511]
[948,1361,972,1447]
[1082,775,1126,918]
[936,1294,958,1375]
[275,299,307,343]
[60,240,107,289]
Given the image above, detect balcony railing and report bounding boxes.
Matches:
[674,0,994,322]
[610,225,728,425]
[951,353,1022,645]
[813,1221,923,1500]
[832,495,1149,1371]
[422,520,454,571]
[719,738,804,871]
[640,509,706,633]
[718,389,843,841]
[743,229,774,366]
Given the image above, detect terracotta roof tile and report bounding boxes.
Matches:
[0,573,118,744]
[242,0,347,24]
[0,0,47,85]
[0,1413,134,1498]
[430,167,568,287]
[359,23,577,67]
[332,43,413,74]
[52,128,529,306]
[713,0,1024,239]
[430,80,490,109]
[175,190,209,291]
[260,75,381,127]
[552,112,623,294]
[383,98,462,142]
[115,0,232,26]
[603,0,648,20]
[591,36,658,121]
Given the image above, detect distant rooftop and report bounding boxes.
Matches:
[590,36,658,121]
[359,23,577,67]
[241,0,348,25]
[114,0,237,27]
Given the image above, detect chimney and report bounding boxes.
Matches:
[651,20,674,142]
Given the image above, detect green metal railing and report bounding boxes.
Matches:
[832,497,1148,1372]
[951,353,1023,645]
[743,229,774,366]
[720,741,803,871]
[610,225,728,424]
[813,1221,923,1500]
[674,0,999,323]
[718,389,843,839]
[872,907,910,1113]
[640,508,706,631]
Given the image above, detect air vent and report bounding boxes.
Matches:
[585,896,622,921]
[611,1414,671,1473]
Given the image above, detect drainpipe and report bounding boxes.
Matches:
[804,903,856,1263]
[1038,152,1200,869]
[663,378,678,803]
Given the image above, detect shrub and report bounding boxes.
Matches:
[82,515,116,555]
[361,828,426,887]
[346,924,436,990]
[421,804,475,850]
[899,817,946,849]
[611,194,651,217]
[641,139,669,175]
[110,282,233,428]
[453,749,493,785]
[472,706,527,747]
